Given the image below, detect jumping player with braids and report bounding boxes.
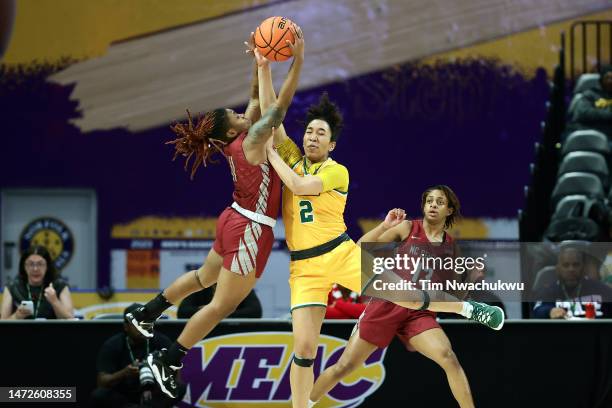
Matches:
[126,26,305,399]
[256,52,504,408]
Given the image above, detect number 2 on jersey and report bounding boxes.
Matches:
[299,200,314,223]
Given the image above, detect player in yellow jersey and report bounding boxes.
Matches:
[249,40,504,408]
[267,94,362,408]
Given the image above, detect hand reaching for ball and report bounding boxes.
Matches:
[287,23,304,61]
[245,32,269,67]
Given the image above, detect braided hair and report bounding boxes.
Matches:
[305,92,344,142]
[166,108,230,179]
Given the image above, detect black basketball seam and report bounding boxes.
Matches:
[275,44,292,53]
[268,17,276,44]
[273,48,291,60]
[271,26,292,61]
[273,41,292,60]
[270,25,291,52]
[255,26,271,48]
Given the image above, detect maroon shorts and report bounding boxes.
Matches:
[358,300,440,351]
[212,207,274,278]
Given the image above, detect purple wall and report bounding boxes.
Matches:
[0,59,549,286]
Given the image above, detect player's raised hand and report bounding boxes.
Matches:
[383,208,406,229]
[287,24,304,60]
[245,32,268,67]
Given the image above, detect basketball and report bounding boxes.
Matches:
[254,16,296,62]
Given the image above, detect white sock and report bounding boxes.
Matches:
[308,400,317,408]
[460,301,473,318]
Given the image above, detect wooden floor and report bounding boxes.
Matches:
[50,0,610,132]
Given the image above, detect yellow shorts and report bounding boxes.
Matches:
[289,240,362,311]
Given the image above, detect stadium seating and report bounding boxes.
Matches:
[552,194,603,220]
[550,172,605,206]
[572,72,600,94]
[532,265,557,291]
[544,217,602,242]
[561,129,609,156]
[557,151,609,189]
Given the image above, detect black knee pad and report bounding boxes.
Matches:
[417,290,431,311]
[293,355,315,367]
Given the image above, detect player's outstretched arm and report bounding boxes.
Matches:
[357,209,410,245]
[255,53,290,146]
[274,24,304,113]
[243,59,261,124]
[243,25,303,162]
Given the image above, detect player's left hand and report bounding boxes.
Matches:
[287,24,304,61]
[43,282,58,304]
[245,32,268,67]
[383,208,406,229]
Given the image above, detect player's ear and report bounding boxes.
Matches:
[329,141,336,152]
[226,128,238,138]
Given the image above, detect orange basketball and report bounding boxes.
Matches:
[254,16,295,62]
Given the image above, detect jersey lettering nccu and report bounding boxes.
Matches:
[396,219,457,286]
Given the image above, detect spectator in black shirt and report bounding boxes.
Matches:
[533,246,612,319]
[92,303,186,407]
[1,245,73,320]
[177,285,262,319]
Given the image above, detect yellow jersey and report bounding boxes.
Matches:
[276,138,349,251]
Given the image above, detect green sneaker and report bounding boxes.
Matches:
[468,301,504,330]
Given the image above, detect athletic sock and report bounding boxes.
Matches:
[143,291,172,320]
[460,301,474,318]
[308,400,317,408]
[166,341,189,368]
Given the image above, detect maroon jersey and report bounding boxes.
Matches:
[223,132,281,219]
[358,219,456,350]
[396,219,457,285]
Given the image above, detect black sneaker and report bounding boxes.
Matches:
[125,306,155,338]
[147,349,182,399]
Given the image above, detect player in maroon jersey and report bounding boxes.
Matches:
[309,185,493,408]
[126,27,304,399]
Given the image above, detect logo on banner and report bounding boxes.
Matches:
[19,217,74,270]
[177,332,386,408]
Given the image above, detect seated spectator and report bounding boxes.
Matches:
[570,64,612,136]
[177,285,262,319]
[92,303,186,407]
[1,245,74,319]
[325,283,365,319]
[532,245,612,319]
